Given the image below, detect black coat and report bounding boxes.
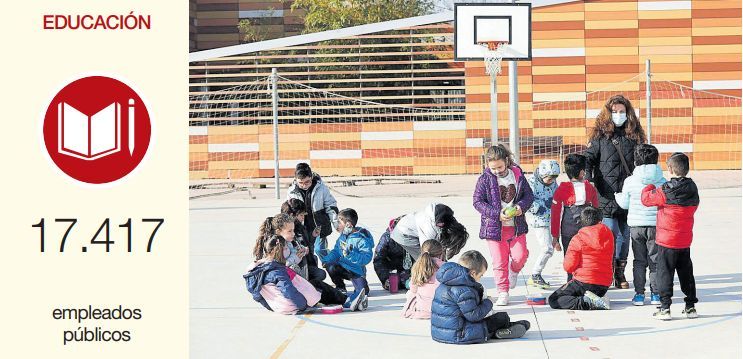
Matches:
[373,230,409,284]
[585,129,638,218]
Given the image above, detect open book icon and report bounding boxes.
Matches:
[57,100,135,160]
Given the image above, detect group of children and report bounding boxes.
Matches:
[243,142,701,344]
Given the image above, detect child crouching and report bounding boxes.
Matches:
[548,207,613,310]
[431,250,530,344]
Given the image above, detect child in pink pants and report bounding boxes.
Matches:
[473,145,534,306]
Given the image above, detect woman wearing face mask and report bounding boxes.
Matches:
[473,144,534,306]
[585,95,647,289]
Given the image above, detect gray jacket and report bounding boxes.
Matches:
[390,203,442,260]
[287,174,338,238]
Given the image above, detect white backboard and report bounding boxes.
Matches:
[454,3,532,61]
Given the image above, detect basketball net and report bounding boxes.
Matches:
[479,41,508,76]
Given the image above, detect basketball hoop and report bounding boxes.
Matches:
[478,41,508,76]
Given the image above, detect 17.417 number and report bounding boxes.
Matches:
[31,218,164,253]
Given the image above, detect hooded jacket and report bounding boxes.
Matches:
[527,161,560,228]
[243,260,307,313]
[564,223,615,287]
[315,226,374,277]
[641,177,699,249]
[287,173,339,238]
[615,164,667,227]
[473,166,534,240]
[390,203,444,259]
[584,129,639,218]
[431,262,493,344]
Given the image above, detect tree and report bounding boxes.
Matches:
[292,0,436,32]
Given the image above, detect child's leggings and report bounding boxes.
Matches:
[486,226,529,292]
[531,227,553,275]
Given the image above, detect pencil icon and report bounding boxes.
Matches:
[128,99,135,155]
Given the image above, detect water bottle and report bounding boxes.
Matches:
[389,270,399,294]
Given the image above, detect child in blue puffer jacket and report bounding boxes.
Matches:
[527,159,560,289]
[615,144,666,306]
[431,250,530,344]
[316,208,373,311]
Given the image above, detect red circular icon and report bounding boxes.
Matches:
[42,76,151,184]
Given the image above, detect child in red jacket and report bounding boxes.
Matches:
[548,206,613,310]
[641,152,699,321]
[551,154,599,282]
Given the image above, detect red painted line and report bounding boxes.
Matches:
[580,336,590,341]
[575,326,584,331]
[589,347,600,351]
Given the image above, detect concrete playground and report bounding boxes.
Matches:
[190,171,742,359]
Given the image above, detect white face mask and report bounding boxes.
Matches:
[612,112,627,127]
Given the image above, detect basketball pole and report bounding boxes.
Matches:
[508,0,520,165]
[490,73,499,146]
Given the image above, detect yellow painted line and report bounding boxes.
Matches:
[270,313,313,359]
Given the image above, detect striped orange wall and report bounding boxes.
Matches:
[189,0,741,180]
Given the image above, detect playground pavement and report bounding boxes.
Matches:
[190,171,742,359]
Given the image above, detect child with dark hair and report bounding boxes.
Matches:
[373,216,412,292]
[431,250,530,344]
[254,213,345,307]
[548,207,614,310]
[281,199,327,282]
[641,152,699,320]
[390,203,469,261]
[550,154,599,282]
[287,162,339,244]
[315,208,373,311]
[244,236,315,314]
[615,144,666,306]
[473,144,534,306]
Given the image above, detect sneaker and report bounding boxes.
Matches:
[653,308,672,321]
[344,288,366,311]
[650,293,661,305]
[360,291,369,311]
[632,293,645,306]
[495,292,509,306]
[600,294,611,310]
[583,290,609,310]
[508,268,519,289]
[494,320,530,339]
[682,307,698,319]
[528,274,551,289]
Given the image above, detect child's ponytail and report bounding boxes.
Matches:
[410,240,444,286]
[253,217,274,259]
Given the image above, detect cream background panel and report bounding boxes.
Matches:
[0,1,188,358]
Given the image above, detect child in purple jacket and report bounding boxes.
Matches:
[473,144,534,306]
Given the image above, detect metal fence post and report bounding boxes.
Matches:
[271,68,280,199]
[646,59,652,144]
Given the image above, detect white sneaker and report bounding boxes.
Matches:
[495,292,509,306]
[600,294,611,310]
[508,267,519,289]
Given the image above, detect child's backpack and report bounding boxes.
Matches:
[560,204,591,241]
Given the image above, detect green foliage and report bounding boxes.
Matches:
[291,0,436,32]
